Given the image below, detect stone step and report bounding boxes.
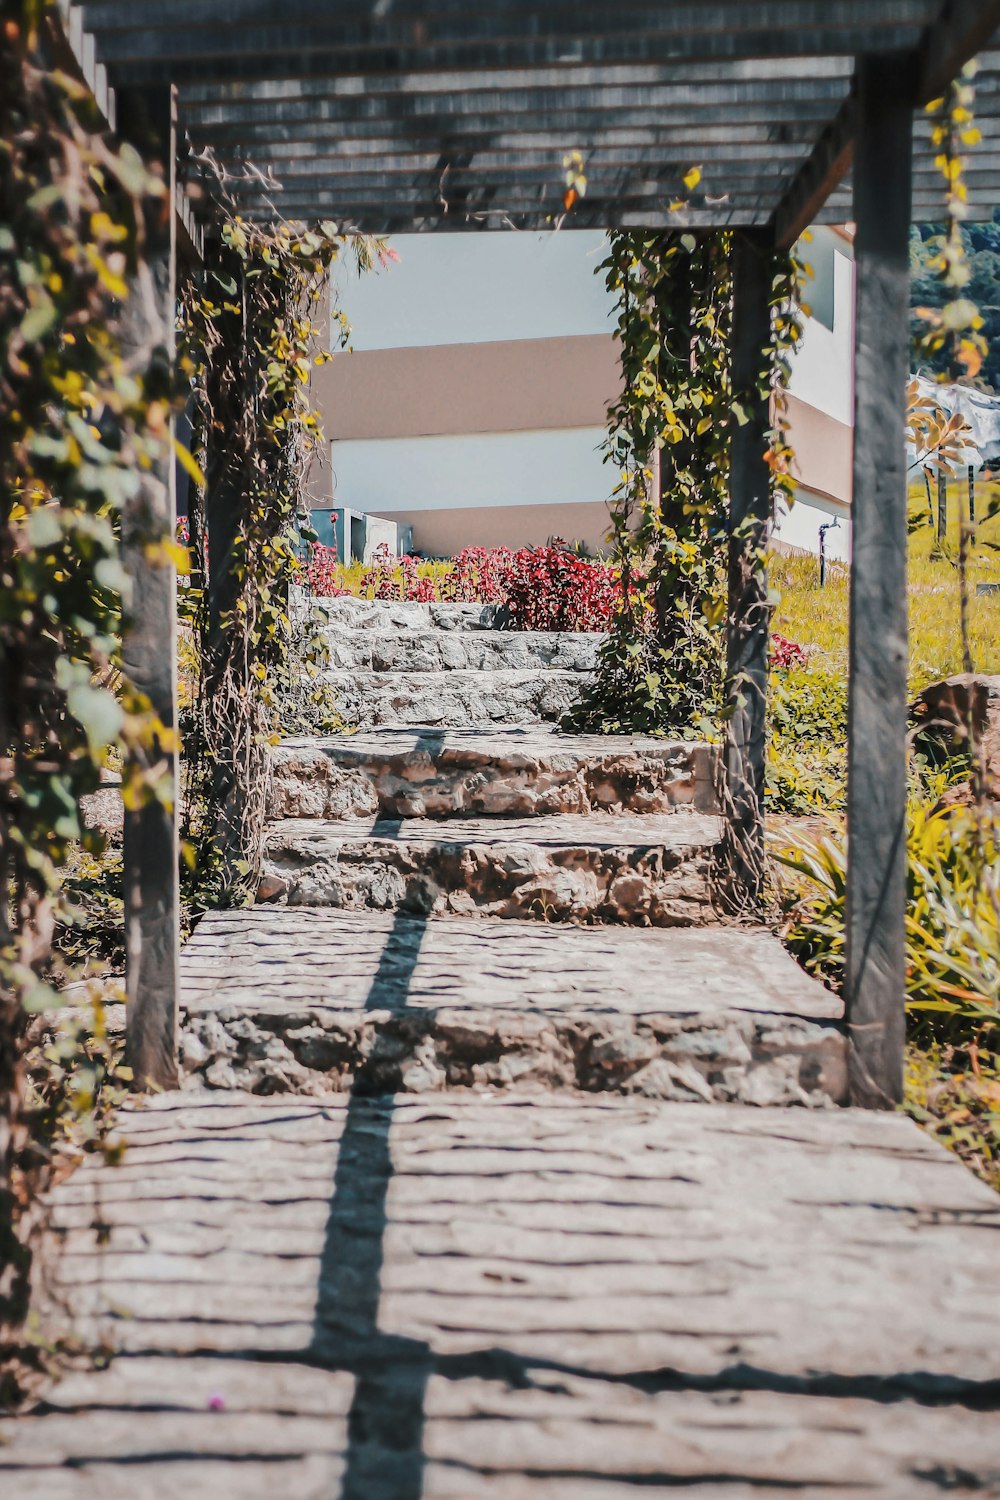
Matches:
[323,668,590,728]
[270,728,718,820]
[180,907,846,1105]
[16,1089,1000,1497]
[323,627,599,674]
[260,811,721,925]
[315,596,506,633]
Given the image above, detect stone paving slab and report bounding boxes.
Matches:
[323,667,589,728]
[314,597,506,632]
[324,627,599,674]
[261,812,720,926]
[271,728,718,820]
[4,1092,999,1497]
[177,909,846,1104]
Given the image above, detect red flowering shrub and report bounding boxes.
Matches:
[440,545,515,604]
[307,541,345,597]
[324,539,618,629]
[770,632,808,670]
[504,542,618,633]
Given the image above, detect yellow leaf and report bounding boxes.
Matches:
[172,436,206,489]
[683,166,702,191]
[144,538,190,574]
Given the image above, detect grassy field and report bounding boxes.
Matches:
[764,483,1000,815]
[772,484,1000,689]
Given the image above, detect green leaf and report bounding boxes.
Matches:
[26,507,62,547]
[67,684,125,752]
[20,300,58,343]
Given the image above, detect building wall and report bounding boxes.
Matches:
[316,227,855,559]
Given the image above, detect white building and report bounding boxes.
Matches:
[315,227,854,562]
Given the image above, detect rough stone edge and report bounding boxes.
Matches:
[259,828,720,927]
[268,739,720,819]
[179,1004,848,1109]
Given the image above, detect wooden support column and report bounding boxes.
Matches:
[204,244,246,650]
[119,88,181,1091]
[846,54,915,1109]
[724,229,774,906]
[200,240,252,897]
[937,467,948,541]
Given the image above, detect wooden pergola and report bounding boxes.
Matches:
[59,1,1000,1106]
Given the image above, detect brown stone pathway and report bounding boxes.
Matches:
[3,1093,999,1496]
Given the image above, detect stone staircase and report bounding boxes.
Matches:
[19,601,999,1499]
[314,595,598,727]
[179,595,849,1107]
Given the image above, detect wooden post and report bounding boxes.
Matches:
[724,228,773,906]
[845,54,914,1109]
[119,88,181,1091]
[937,466,948,541]
[968,464,976,537]
[199,240,254,897]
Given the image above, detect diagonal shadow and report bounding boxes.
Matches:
[309,906,433,1500]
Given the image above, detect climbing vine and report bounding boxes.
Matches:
[915,61,998,681]
[915,59,1000,948]
[1,1,172,1351]
[916,61,988,386]
[565,229,803,739]
[181,220,378,907]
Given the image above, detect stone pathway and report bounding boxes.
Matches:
[5,595,999,1495]
[4,1095,999,1496]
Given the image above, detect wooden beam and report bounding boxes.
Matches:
[723,229,774,906]
[82,1,929,80]
[917,0,1000,103]
[771,95,856,248]
[52,0,116,128]
[118,85,181,1092]
[845,53,915,1110]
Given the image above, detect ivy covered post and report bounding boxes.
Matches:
[723,230,774,905]
[184,223,346,907]
[118,88,181,1091]
[845,55,915,1108]
[201,238,252,897]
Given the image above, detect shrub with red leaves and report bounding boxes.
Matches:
[323,538,619,628]
[439,545,516,604]
[307,541,345,598]
[504,542,618,633]
[770,632,808,670]
[360,543,437,602]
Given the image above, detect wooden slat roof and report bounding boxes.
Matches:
[68,1,1000,235]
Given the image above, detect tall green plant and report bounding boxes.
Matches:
[776,797,999,1038]
[180,221,381,905]
[0,1,172,1345]
[566,230,802,739]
